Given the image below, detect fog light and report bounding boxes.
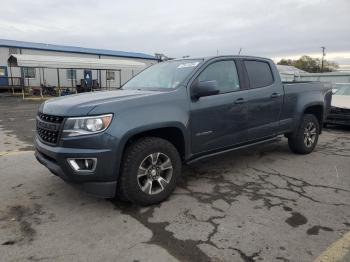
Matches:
[67,158,97,172]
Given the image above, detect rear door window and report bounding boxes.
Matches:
[244,60,274,88]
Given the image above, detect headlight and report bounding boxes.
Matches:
[63,114,113,137]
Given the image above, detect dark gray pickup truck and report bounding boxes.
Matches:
[35,56,332,205]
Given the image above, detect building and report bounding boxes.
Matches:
[295,72,350,84]
[0,39,158,94]
[277,64,350,86]
[336,65,350,72]
[276,65,306,82]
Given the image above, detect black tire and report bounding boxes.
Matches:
[288,114,320,154]
[117,137,181,206]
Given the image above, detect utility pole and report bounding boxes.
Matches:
[238,48,242,55]
[216,49,219,56]
[321,46,326,72]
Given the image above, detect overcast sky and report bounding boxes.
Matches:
[1,0,349,67]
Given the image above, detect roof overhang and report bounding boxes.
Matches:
[8,54,146,70]
[0,39,157,60]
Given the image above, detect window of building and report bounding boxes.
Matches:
[23,67,36,79]
[197,60,240,93]
[244,60,274,88]
[9,48,18,54]
[66,69,77,80]
[106,70,115,81]
[0,68,6,76]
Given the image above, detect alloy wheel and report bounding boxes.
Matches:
[137,152,173,195]
[303,122,317,148]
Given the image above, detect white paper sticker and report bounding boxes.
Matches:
[177,62,200,68]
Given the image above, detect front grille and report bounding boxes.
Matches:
[38,113,64,123]
[36,113,64,145]
[37,127,60,144]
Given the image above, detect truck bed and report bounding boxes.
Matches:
[280,81,332,131]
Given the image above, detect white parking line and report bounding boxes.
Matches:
[0,150,34,157]
[315,231,350,262]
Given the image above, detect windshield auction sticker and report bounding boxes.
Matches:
[177,62,200,68]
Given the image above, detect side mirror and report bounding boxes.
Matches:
[192,80,219,99]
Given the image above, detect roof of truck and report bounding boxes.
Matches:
[173,55,273,61]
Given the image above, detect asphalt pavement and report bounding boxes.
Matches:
[1,97,349,262]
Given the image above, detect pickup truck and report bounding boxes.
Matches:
[34,56,332,205]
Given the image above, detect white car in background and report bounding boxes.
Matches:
[326,84,350,126]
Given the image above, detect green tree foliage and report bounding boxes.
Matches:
[277,55,338,73]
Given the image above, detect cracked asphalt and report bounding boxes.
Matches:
[1,97,350,262]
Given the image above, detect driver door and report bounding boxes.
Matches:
[190,59,250,154]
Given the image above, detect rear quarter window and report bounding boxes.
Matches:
[244,60,274,88]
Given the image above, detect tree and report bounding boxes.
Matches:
[277,55,338,73]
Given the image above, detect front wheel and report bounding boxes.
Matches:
[117,137,181,206]
[288,114,320,154]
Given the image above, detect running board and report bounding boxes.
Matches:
[186,136,281,164]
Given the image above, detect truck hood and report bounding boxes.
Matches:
[41,89,161,116]
[331,95,350,109]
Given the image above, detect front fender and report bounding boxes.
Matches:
[119,121,190,155]
[108,121,189,180]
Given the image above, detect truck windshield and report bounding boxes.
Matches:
[123,60,202,90]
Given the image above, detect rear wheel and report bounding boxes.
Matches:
[117,137,181,206]
[288,114,319,154]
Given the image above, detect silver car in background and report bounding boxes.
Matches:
[326,84,350,126]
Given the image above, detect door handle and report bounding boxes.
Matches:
[234,98,246,104]
[270,92,281,98]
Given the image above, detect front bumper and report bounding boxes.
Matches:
[34,136,118,198]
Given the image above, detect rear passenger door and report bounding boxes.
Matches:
[243,59,283,140]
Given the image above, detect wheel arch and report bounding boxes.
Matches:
[116,122,188,168]
[302,103,324,133]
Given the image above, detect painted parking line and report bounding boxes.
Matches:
[0,150,34,157]
[315,231,350,262]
